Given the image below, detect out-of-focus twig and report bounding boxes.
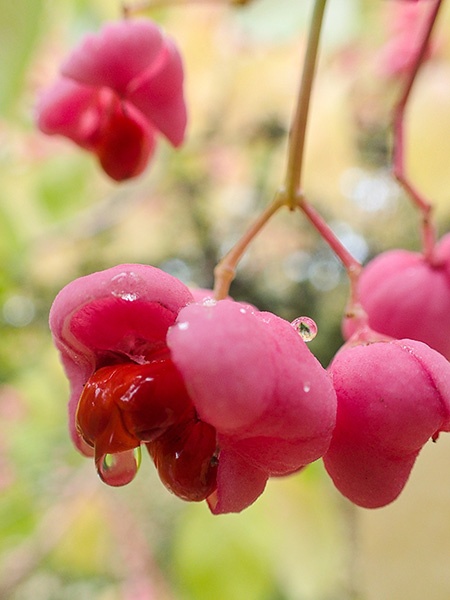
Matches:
[0,465,97,597]
[104,493,178,600]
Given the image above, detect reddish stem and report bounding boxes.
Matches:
[298,198,364,317]
[392,0,443,262]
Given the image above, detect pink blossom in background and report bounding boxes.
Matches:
[50,264,337,514]
[343,233,450,360]
[36,19,187,181]
[324,338,450,508]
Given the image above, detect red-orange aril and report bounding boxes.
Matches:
[76,357,192,456]
[148,418,218,502]
[95,109,153,181]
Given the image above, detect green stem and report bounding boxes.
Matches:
[298,199,363,313]
[284,0,327,208]
[286,0,367,322]
[213,0,330,299]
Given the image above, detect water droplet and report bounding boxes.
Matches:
[303,382,311,393]
[111,272,140,301]
[95,446,141,487]
[202,298,216,306]
[291,317,318,342]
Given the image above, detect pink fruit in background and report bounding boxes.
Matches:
[343,233,450,360]
[324,338,450,508]
[36,19,187,181]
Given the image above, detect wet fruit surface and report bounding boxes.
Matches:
[148,417,218,501]
[76,354,218,496]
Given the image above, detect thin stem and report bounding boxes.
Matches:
[213,192,285,300]
[392,0,443,261]
[105,493,178,600]
[284,0,327,208]
[297,197,363,313]
[213,0,328,298]
[285,0,364,311]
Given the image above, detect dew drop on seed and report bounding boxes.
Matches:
[95,446,141,487]
[290,317,318,342]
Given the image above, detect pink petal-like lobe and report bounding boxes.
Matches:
[36,78,103,149]
[50,265,194,452]
[168,301,276,432]
[324,339,450,508]
[207,448,268,514]
[127,39,187,146]
[346,235,450,360]
[61,20,164,95]
[169,300,337,475]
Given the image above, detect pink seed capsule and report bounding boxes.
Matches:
[324,338,450,508]
[344,234,450,360]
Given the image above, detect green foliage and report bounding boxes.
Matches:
[0,0,44,114]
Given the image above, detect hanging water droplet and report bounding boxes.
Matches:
[95,446,141,487]
[110,272,140,301]
[291,316,318,342]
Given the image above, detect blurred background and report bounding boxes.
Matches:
[2,0,450,598]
